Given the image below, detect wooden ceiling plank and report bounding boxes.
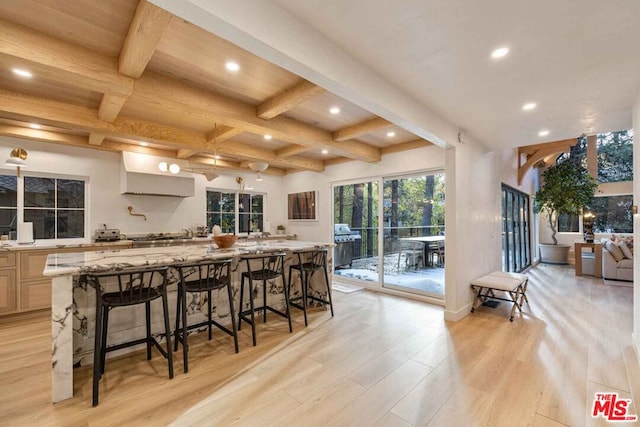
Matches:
[134,73,380,162]
[333,117,393,142]
[98,93,129,122]
[323,157,353,167]
[119,0,173,79]
[88,132,105,146]
[256,80,325,120]
[0,19,133,97]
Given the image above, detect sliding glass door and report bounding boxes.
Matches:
[332,172,445,299]
[501,184,531,272]
[333,181,379,283]
[382,173,445,297]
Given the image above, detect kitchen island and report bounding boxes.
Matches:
[44,240,333,403]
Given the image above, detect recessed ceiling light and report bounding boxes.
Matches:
[12,68,33,78]
[169,163,180,174]
[158,162,168,172]
[538,130,550,137]
[263,134,272,140]
[321,149,329,154]
[522,102,537,111]
[214,155,221,160]
[139,141,148,147]
[491,47,509,59]
[329,107,340,115]
[386,131,396,138]
[225,61,240,72]
[29,123,41,129]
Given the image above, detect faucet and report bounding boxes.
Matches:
[181,228,193,238]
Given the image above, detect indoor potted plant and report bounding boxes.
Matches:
[534,158,598,264]
[276,224,286,235]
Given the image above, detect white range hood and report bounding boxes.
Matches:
[120,152,195,197]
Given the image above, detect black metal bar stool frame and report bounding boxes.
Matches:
[87,266,174,407]
[238,252,292,346]
[287,249,334,326]
[174,259,239,373]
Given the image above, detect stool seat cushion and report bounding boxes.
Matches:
[470,274,523,292]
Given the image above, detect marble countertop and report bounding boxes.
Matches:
[0,234,298,252]
[43,240,333,277]
[0,240,133,252]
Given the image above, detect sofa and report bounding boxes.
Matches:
[601,238,634,281]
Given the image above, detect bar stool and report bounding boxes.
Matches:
[86,266,174,406]
[287,249,334,326]
[238,252,292,346]
[174,259,238,373]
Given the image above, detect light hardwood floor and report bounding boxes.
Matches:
[1,264,638,426]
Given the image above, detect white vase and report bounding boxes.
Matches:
[539,243,571,264]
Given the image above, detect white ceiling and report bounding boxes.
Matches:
[155,0,640,151]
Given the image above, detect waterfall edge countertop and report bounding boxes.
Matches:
[43,239,333,277]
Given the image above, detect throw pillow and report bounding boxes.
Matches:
[618,240,633,259]
[606,240,625,262]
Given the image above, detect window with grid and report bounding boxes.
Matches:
[24,177,86,239]
[0,175,17,237]
[206,191,264,234]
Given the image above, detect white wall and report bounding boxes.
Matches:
[443,139,535,320]
[0,137,286,239]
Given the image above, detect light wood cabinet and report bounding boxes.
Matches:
[0,243,132,316]
[0,269,17,314]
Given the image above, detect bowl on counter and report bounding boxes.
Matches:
[212,234,237,249]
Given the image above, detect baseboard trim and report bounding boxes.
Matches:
[444,303,472,322]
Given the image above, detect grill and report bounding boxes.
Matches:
[334,224,361,268]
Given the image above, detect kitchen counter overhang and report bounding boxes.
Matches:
[45,240,334,403]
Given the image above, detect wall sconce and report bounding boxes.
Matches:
[158,161,180,174]
[5,147,28,176]
[248,161,269,182]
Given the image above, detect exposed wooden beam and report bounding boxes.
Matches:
[216,140,324,172]
[381,139,433,155]
[518,138,579,156]
[333,117,393,142]
[119,0,173,79]
[0,19,133,97]
[98,93,129,122]
[0,89,323,172]
[176,149,199,159]
[257,80,325,120]
[323,157,352,167]
[517,137,579,184]
[0,124,91,148]
[88,133,105,146]
[134,73,380,162]
[275,144,312,158]
[206,126,243,144]
[0,88,205,147]
[517,146,570,185]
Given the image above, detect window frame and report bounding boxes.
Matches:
[0,170,89,241]
[206,188,266,234]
